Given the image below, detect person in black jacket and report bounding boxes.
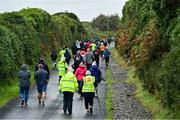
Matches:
[71,43,78,58]
[35,57,50,75]
[72,56,81,73]
[51,50,58,69]
[18,64,31,107]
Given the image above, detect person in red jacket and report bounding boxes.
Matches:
[75,62,87,98]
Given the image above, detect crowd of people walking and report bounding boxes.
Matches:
[18,39,111,116]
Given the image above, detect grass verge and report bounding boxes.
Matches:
[110,48,172,119]
[105,68,113,119]
[0,68,35,107]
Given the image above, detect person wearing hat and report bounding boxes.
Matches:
[59,67,78,114]
[34,64,49,106]
[57,56,68,83]
[81,70,98,115]
[18,64,31,107]
[90,61,102,93]
[75,62,87,98]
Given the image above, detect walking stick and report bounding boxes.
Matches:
[95,88,101,111]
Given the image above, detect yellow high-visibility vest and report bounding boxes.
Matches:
[59,50,65,58]
[59,72,78,93]
[57,61,68,76]
[82,75,95,93]
[91,43,96,51]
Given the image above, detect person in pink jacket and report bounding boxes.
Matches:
[75,62,87,98]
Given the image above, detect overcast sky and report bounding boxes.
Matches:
[0,0,128,21]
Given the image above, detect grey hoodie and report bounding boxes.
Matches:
[85,52,94,64]
[18,64,31,87]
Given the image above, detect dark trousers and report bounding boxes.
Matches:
[77,81,82,96]
[63,92,74,113]
[84,97,94,109]
[96,60,99,67]
[20,87,29,103]
[105,57,109,67]
[86,64,92,70]
[59,76,62,84]
[101,51,104,57]
[66,59,70,65]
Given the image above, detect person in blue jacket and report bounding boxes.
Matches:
[103,48,110,67]
[18,64,31,107]
[90,61,102,88]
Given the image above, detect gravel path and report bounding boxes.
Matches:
[109,58,152,119]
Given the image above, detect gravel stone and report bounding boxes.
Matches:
[109,59,152,119]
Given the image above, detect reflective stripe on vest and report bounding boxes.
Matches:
[82,76,95,93]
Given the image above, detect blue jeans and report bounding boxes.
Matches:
[20,87,29,103]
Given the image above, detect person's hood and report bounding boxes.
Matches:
[21,64,26,70]
[79,66,86,69]
[92,65,98,69]
[85,70,91,75]
[60,56,66,62]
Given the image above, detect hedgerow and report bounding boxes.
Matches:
[0,8,84,84]
[116,0,180,118]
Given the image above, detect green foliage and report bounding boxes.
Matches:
[116,0,180,118]
[0,8,83,92]
[92,14,120,31]
[0,25,22,78]
[82,22,116,41]
[105,68,113,119]
[111,48,173,119]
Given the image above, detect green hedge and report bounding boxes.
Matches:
[0,8,84,84]
[116,0,180,118]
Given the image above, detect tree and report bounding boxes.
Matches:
[92,14,120,31]
[109,14,120,30]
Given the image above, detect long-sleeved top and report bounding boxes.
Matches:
[103,49,110,58]
[75,66,87,81]
[90,65,102,83]
[34,69,49,85]
[85,52,94,64]
[18,68,31,87]
[35,62,50,75]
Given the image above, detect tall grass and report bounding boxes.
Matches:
[0,67,35,107]
[110,48,174,119]
[105,68,113,119]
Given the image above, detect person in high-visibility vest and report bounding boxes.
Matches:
[59,67,78,114]
[57,57,68,83]
[81,70,97,115]
[59,47,66,58]
[90,42,96,52]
